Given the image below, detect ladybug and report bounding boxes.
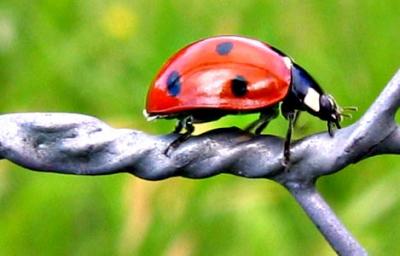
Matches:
[145,35,349,164]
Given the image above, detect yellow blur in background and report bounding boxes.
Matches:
[0,1,400,255]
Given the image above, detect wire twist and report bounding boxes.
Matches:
[1,69,399,255]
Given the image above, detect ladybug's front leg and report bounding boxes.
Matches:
[165,116,194,156]
[327,118,341,137]
[283,110,298,167]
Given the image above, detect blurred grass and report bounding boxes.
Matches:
[0,0,400,255]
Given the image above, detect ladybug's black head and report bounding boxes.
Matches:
[319,94,342,136]
[289,63,353,136]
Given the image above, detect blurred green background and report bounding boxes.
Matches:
[0,1,399,255]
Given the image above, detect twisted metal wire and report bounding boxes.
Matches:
[1,69,399,255]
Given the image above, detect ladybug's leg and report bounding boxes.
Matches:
[165,116,194,155]
[327,119,341,137]
[173,119,184,134]
[245,107,279,134]
[283,110,299,166]
[292,111,301,128]
[180,115,195,139]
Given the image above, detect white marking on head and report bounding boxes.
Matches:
[304,88,320,112]
[283,57,292,69]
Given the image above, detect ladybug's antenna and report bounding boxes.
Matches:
[342,106,358,111]
[338,106,358,119]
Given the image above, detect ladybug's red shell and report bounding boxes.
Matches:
[146,36,292,115]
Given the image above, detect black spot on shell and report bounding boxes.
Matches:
[216,42,233,55]
[231,75,248,97]
[166,71,181,96]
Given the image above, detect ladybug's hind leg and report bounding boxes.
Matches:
[245,106,279,135]
[165,116,194,156]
